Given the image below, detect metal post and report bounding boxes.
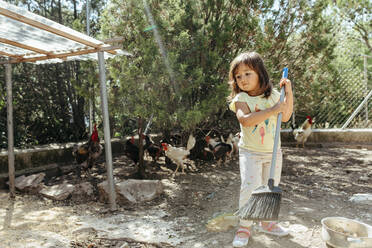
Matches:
[5,63,15,198]
[86,0,93,134]
[97,51,116,210]
[342,89,372,129]
[363,55,368,125]
[86,0,90,36]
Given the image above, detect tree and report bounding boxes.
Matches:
[331,0,372,54]
[100,0,339,132]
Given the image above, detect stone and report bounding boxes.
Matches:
[97,180,110,203]
[39,182,75,200]
[10,173,45,193]
[71,182,94,201]
[98,179,163,205]
[116,179,163,204]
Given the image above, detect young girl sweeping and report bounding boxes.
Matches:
[228,52,293,247]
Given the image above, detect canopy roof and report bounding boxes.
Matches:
[0,0,129,64]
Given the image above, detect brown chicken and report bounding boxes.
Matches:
[72,124,102,176]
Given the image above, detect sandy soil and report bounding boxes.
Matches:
[0,146,371,248]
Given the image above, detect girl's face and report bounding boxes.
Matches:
[235,63,261,96]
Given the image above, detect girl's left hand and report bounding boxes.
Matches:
[279,78,292,94]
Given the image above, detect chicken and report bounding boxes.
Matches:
[221,133,239,160]
[143,135,163,163]
[72,124,102,176]
[189,135,214,161]
[161,134,196,175]
[292,116,314,148]
[205,135,233,166]
[123,136,140,166]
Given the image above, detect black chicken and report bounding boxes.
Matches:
[143,135,163,163]
[123,136,140,166]
[205,136,233,166]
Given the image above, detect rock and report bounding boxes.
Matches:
[349,193,372,205]
[97,180,110,203]
[116,179,163,204]
[98,179,163,205]
[9,173,45,193]
[39,182,75,200]
[71,182,94,201]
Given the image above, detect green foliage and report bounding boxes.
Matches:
[100,0,340,132]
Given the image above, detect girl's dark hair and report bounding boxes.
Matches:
[228,52,272,100]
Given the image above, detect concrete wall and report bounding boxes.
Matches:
[0,139,126,175]
[281,129,372,144]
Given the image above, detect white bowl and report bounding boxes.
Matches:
[321,217,372,248]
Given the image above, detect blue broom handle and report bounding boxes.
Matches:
[269,68,287,182]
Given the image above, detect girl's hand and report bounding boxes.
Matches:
[279,78,292,94]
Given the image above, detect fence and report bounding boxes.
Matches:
[298,53,371,129]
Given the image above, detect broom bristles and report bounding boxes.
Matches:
[236,192,281,221]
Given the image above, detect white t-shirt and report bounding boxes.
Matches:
[229,89,280,152]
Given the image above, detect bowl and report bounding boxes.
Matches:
[321,217,372,248]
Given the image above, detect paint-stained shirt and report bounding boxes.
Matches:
[229,89,280,152]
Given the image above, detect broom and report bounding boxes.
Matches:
[236,67,288,221]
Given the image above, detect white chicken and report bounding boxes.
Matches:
[293,116,314,148]
[161,134,196,175]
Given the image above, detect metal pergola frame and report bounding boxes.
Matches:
[1,1,124,210]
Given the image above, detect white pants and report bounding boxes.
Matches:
[238,148,283,227]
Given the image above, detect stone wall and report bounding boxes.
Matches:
[0,139,124,177]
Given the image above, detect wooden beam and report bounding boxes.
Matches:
[0,45,121,64]
[0,6,116,55]
[0,37,51,55]
[0,50,23,58]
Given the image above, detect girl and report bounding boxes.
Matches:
[228,52,293,247]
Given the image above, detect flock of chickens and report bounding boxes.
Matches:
[72,116,313,177]
[123,132,238,175]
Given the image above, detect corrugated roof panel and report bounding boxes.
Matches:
[0,16,89,53]
[0,0,131,64]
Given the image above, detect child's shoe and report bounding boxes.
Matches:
[256,222,289,237]
[232,226,251,247]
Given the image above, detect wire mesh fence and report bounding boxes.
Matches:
[295,53,371,129]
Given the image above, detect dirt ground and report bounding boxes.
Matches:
[0,145,371,248]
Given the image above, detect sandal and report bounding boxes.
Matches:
[232,226,251,247]
[256,222,289,237]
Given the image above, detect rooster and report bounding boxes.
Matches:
[292,116,314,148]
[205,135,233,166]
[72,124,102,176]
[161,134,196,175]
